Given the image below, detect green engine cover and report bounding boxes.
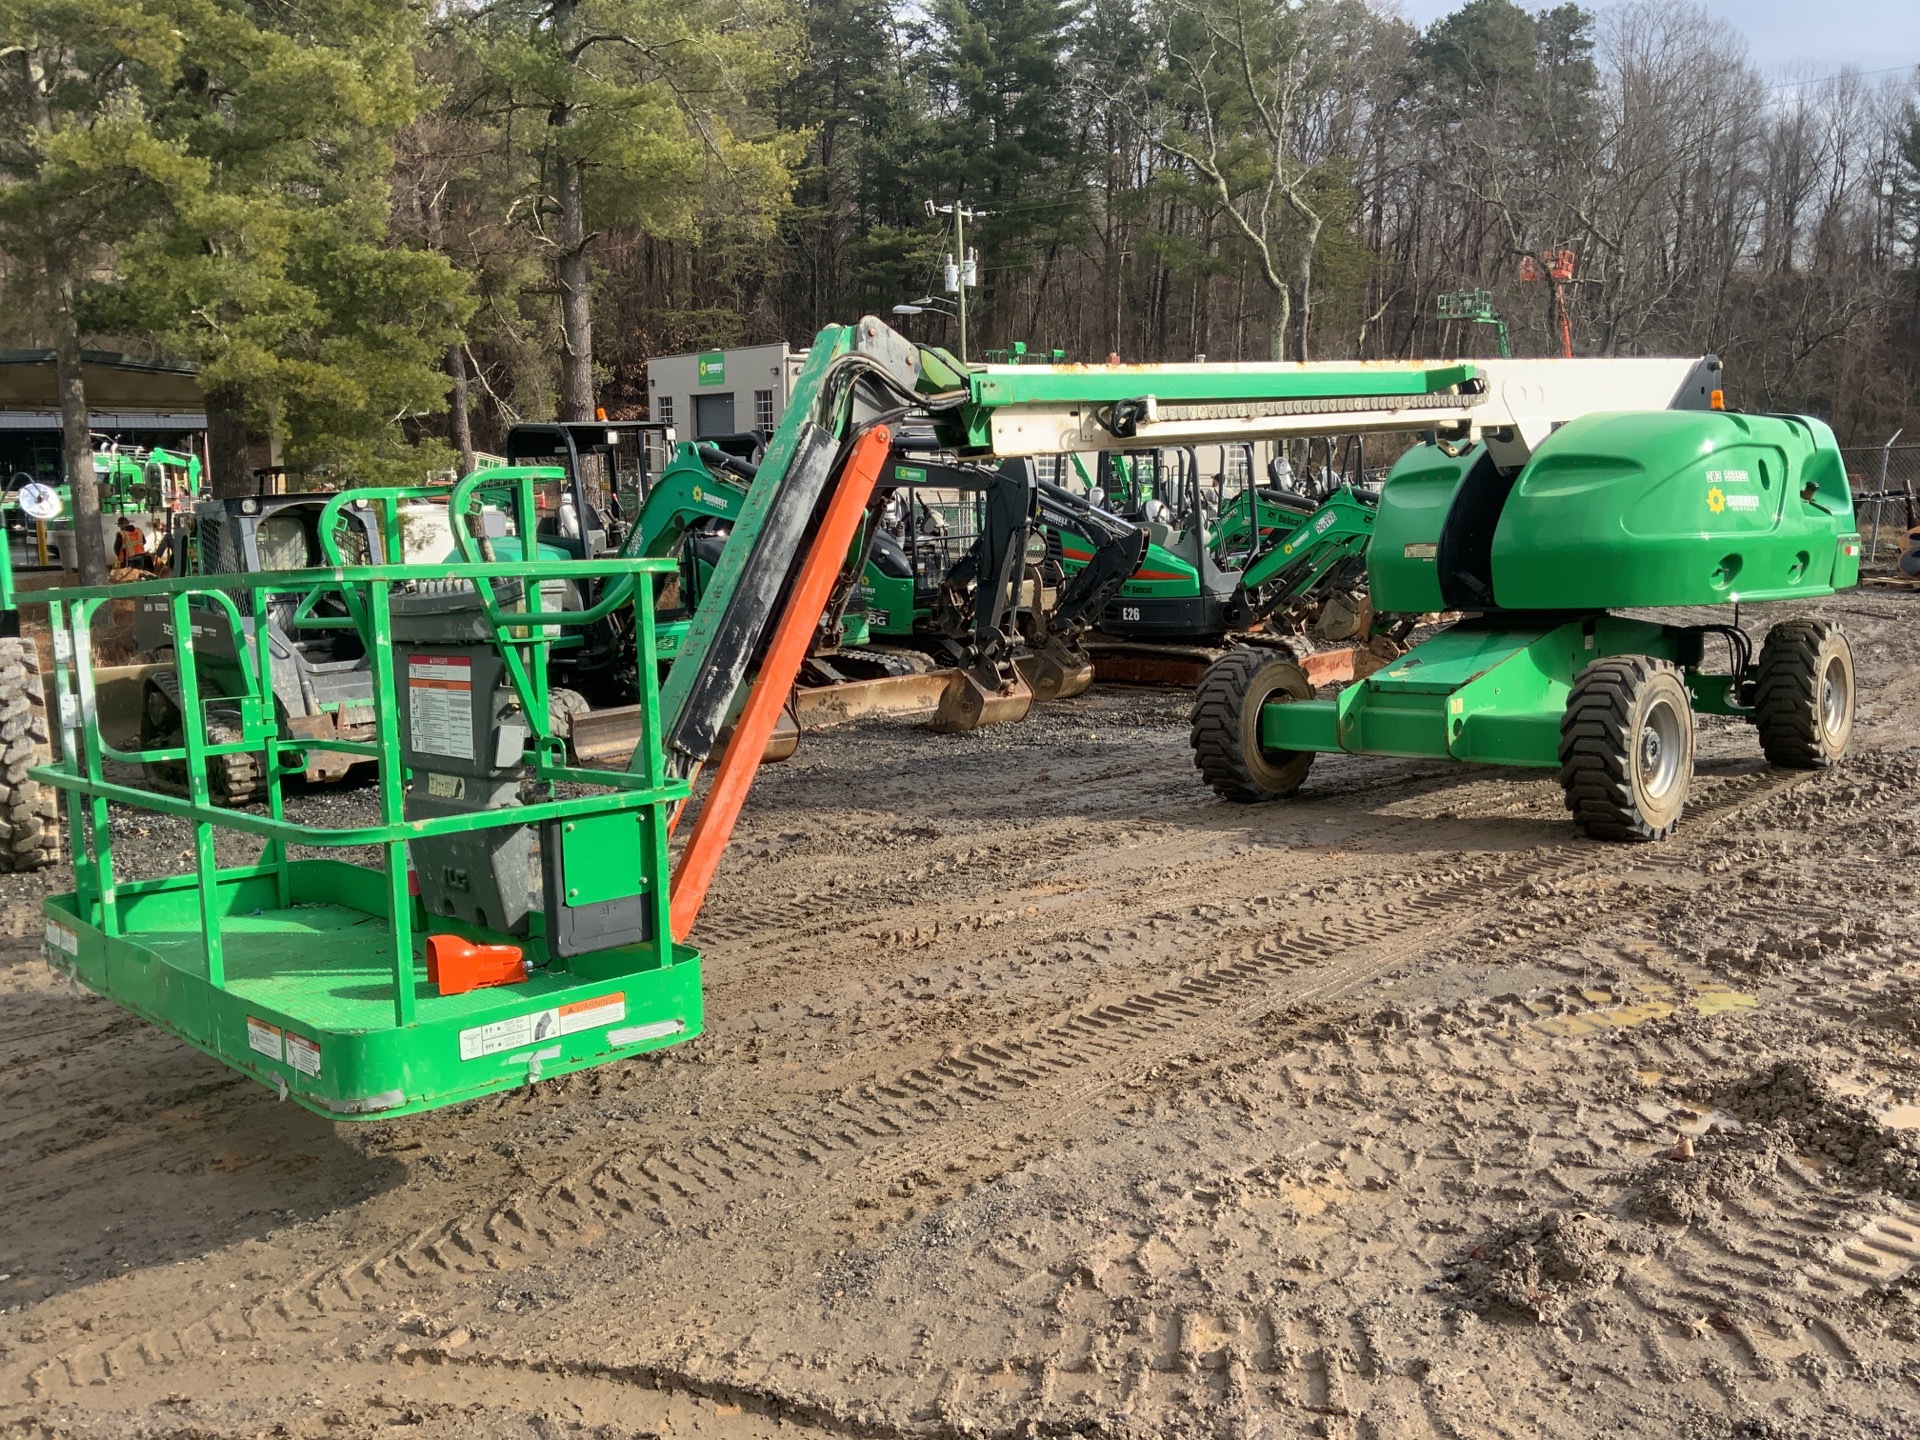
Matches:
[1493,411,1858,608]
[1366,444,1482,614]
[1367,411,1861,615]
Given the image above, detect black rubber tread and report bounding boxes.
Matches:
[0,638,59,871]
[205,714,265,808]
[1190,646,1315,803]
[1558,655,1692,843]
[1753,619,1852,769]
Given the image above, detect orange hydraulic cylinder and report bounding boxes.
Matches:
[667,423,893,942]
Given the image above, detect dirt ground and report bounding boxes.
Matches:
[5,591,1920,1439]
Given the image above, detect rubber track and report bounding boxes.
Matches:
[8,756,1869,1402]
[205,719,265,809]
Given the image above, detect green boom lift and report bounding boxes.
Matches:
[1190,407,1861,838]
[24,321,1860,1120]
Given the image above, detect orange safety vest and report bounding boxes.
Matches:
[115,524,148,565]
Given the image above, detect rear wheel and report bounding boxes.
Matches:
[1559,656,1693,842]
[0,638,59,871]
[1191,647,1315,802]
[1753,620,1853,768]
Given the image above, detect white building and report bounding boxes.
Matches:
[645,342,808,440]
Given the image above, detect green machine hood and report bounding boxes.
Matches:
[1369,411,1861,614]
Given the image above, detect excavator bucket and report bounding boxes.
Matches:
[567,702,799,767]
[752,706,801,763]
[1017,637,1095,702]
[791,670,955,726]
[926,666,1033,733]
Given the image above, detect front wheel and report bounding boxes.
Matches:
[1754,620,1853,768]
[1191,647,1315,802]
[1559,656,1694,842]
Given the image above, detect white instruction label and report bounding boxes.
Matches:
[246,1016,285,1062]
[558,993,625,1035]
[285,1032,322,1077]
[459,1007,561,1061]
[425,772,466,800]
[43,918,78,958]
[407,655,474,760]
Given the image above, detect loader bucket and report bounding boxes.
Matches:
[1017,639,1095,702]
[926,667,1033,733]
[747,706,800,763]
[1086,641,1219,688]
[92,663,166,747]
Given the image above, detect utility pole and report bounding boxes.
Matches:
[928,200,984,363]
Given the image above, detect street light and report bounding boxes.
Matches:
[891,298,959,348]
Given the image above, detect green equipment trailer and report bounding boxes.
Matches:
[24,320,1863,1119]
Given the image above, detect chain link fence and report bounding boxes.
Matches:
[1842,444,1920,570]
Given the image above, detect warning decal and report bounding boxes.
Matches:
[559,993,625,1035]
[286,1032,322,1077]
[458,995,628,1062]
[408,654,475,760]
[459,1007,560,1061]
[43,918,78,959]
[246,1016,285,1062]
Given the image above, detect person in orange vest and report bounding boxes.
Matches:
[114,517,154,572]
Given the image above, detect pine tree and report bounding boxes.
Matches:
[98,0,473,492]
[0,0,202,579]
[461,0,803,419]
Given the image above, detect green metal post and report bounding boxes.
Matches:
[364,580,416,1027]
[45,599,96,924]
[254,580,292,907]
[169,589,222,987]
[634,569,672,955]
[67,599,121,937]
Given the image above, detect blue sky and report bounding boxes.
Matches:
[1390,0,1917,76]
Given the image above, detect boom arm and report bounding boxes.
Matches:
[1035,478,1147,637]
[1229,486,1378,629]
[942,356,1725,473]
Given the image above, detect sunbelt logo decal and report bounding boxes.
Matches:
[1707,484,1759,515]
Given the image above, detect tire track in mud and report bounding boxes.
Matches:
[13,756,1897,1404]
[931,950,1920,1436]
